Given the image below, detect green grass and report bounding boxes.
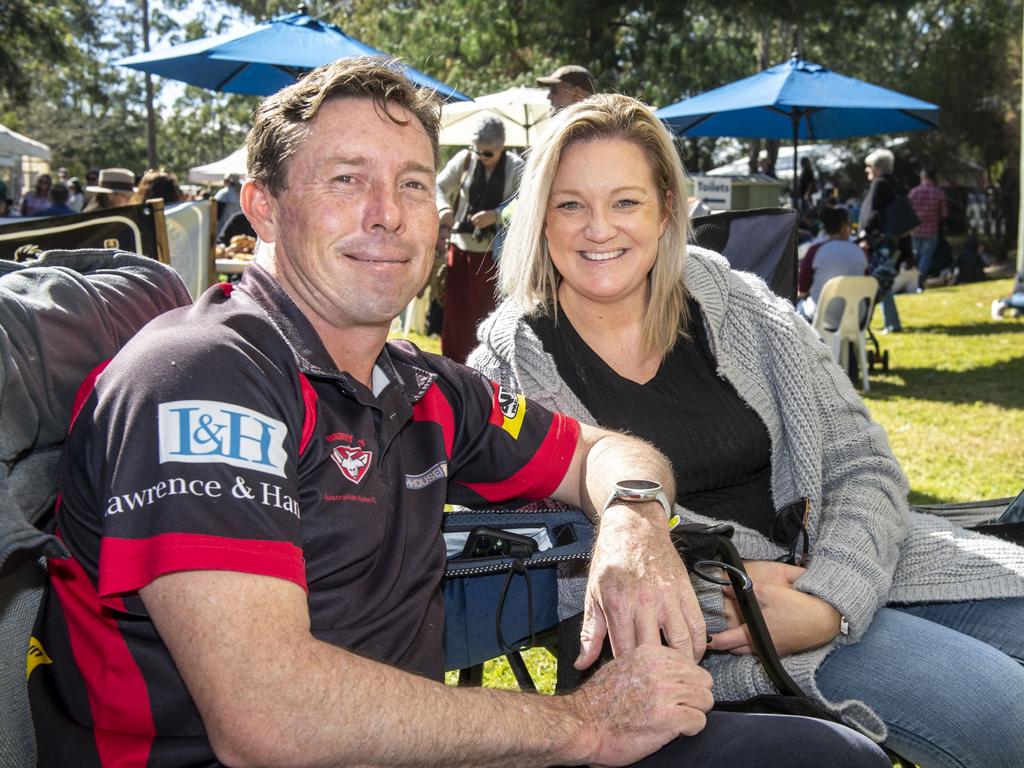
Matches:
[862,276,1023,504]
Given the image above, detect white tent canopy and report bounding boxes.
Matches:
[188,146,247,183]
[0,123,50,162]
[440,86,551,147]
[706,143,851,180]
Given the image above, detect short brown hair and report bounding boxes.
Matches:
[246,57,442,196]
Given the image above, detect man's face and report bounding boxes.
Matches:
[250,97,438,334]
[547,83,584,112]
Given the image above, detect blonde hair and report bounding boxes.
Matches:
[498,93,690,356]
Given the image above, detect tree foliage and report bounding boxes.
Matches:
[0,0,1018,206]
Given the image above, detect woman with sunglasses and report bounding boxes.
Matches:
[468,93,1024,768]
[436,116,524,363]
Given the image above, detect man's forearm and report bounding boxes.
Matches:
[142,570,594,768]
[578,430,676,523]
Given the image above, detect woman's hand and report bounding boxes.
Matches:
[470,209,498,228]
[707,560,842,656]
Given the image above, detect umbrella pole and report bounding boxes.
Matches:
[792,112,800,209]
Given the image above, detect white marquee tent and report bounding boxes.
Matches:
[0,123,50,163]
[188,146,247,183]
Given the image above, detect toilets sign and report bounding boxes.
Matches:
[692,176,732,211]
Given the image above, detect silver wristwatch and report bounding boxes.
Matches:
[606,480,679,527]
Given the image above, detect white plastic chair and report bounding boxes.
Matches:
[812,275,879,392]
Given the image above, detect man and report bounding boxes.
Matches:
[214,171,243,235]
[536,64,595,113]
[29,57,709,768]
[907,167,947,292]
[436,116,524,363]
[83,167,136,209]
[797,205,868,320]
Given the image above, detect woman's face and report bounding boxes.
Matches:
[545,138,668,312]
[472,142,504,171]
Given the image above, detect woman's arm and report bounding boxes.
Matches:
[788,316,909,640]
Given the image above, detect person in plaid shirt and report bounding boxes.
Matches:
[908,168,948,292]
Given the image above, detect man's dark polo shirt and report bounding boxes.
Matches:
[30,264,579,767]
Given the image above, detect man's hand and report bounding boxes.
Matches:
[439,208,455,228]
[470,209,498,228]
[577,502,706,670]
[708,560,842,656]
[568,645,713,767]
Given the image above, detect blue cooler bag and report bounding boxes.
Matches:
[442,506,593,671]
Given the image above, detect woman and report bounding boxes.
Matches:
[131,169,183,205]
[435,116,524,363]
[858,148,912,332]
[469,93,1024,768]
[18,174,52,216]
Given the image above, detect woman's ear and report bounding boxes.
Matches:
[660,189,674,237]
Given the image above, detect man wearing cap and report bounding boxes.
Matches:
[214,172,243,236]
[536,64,596,113]
[83,167,136,211]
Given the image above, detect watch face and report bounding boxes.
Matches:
[616,479,662,494]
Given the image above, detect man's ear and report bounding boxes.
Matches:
[240,180,278,243]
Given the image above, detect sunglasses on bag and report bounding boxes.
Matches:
[770,497,811,567]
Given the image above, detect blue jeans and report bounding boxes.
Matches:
[816,599,1024,768]
[631,710,888,767]
[913,235,940,289]
[878,292,902,331]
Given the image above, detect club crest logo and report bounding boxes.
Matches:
[496,386,526,440]
[498,387,520,420]
[330,445,373,484]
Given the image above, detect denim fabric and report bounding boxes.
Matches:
[816,600,1024,768]
[913,235,940,289]
[878,292,902,331]
[629,710,889,768]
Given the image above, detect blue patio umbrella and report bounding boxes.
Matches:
[656,55,940,201]
[116,11,470,101]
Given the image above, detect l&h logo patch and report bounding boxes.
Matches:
[331,445,373,484]
[158,400,289,478]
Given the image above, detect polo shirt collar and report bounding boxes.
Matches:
[235,263,436,405]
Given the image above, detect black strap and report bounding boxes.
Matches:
[496,558,536,655]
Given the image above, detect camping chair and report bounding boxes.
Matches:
[690,207,799,302]
[0,200,171,265]
[812,276,879,392]
[0,249,191,767]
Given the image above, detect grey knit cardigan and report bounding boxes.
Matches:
[467,245,1024,740]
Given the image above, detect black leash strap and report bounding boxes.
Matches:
[496,558,536,655]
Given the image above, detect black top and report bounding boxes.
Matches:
[32,264,580,767]
[528,299,775,535]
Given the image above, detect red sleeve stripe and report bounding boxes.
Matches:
[298,372,318,456]
[486,381,504,428]
[69,360,111,432]
[460,413,580,501]
[411,383,455,458]
[47,540,156,764]
[98,533,307,600]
